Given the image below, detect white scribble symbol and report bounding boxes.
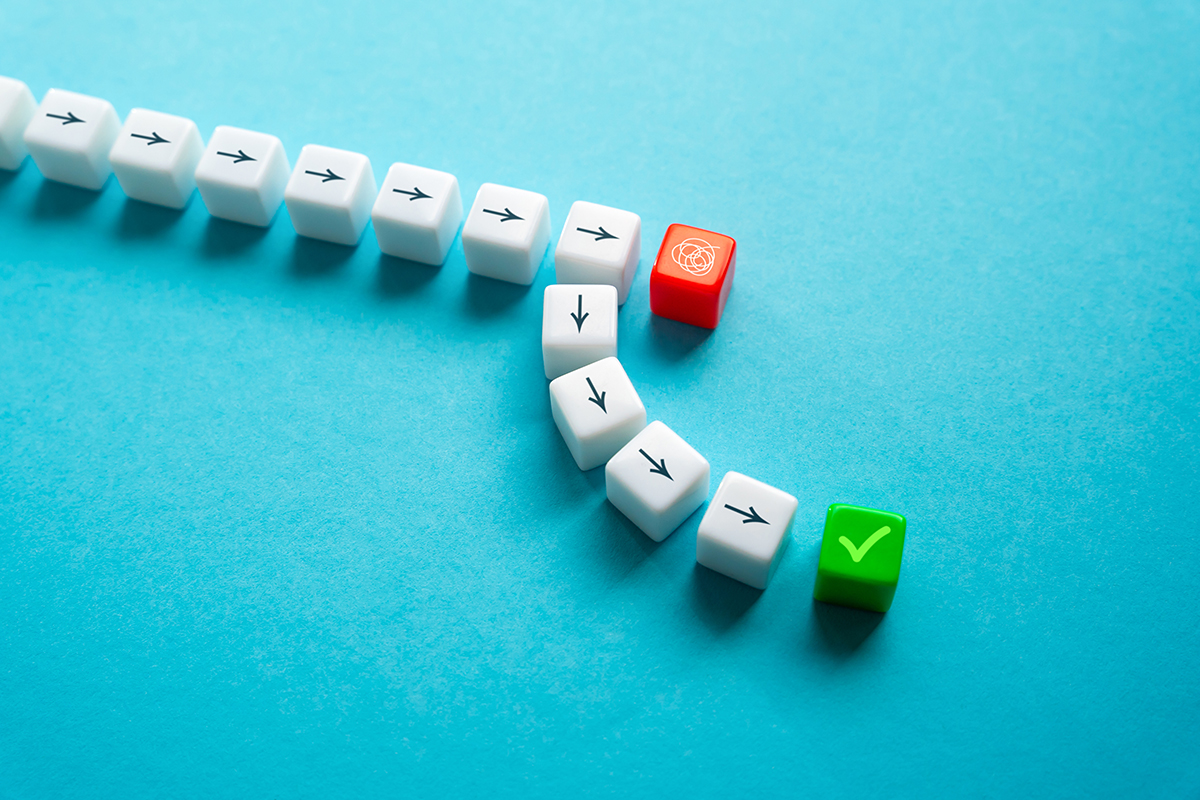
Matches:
[671,238,720,277]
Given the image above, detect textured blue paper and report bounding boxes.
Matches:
[1,1,1198,797]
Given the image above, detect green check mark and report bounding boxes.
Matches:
[838,526,891,563]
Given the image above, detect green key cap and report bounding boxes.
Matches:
[813,503,907,613]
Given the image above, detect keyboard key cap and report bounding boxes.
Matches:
[0,76,36,171]
[650,223,737,329]
[542,284,618,380]
[371,162,463,265]
[108,108,204,209]
[462,182,551,285]
[194,126,290,227]
[554,200,641,304]
[284,144,377,246]
[696,472,798,589]
[606,421,710,542]
[813,504,907,612]
[23,88,121,190]
[549,356,646,471]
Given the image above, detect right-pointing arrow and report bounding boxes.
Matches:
[576,225,618,241]
[217,149,255,163]
[483,207,522,222]
[305,168,344,183]
[46,111,84,125]
[639,449,672,480]
[724,504,769,525]
[393,186,432,201]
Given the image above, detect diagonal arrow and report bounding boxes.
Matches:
[393,186,432,201]
[585,377,606,413]
[570,294,589,332]
[576,225,618,241]
[305,168,344,183]
[724,504,769,525]
[639,449,672,480]
[483,207,522,222]
[46,111,84,125]
[131,131,169,146]
[217,149,255,163]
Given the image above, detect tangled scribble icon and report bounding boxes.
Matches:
[671,237,720,276]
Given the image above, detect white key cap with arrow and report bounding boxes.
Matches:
[371,162,463,265]
[696,471,798,589]
[462,182,551,285]
[284,144,377,246]
[606,421,710,542]
[549,356,646,471]
[194,126,291,227]
[554,200,642,305]
[542,284,618,380]
[0,76,36,171]
[109,108,204,209]
[23,88,121,190]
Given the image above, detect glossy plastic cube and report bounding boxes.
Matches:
[0,76,36,170]
[542,284,618,380]
[371,162,463,265]
[696,472,797,589]
[649,223,736,329]
[813,504,907,613]
[194,126,290,227]
[23,88,121,190]
[109,108,204,209]
[554,200,641,304]
[606,421,709,542]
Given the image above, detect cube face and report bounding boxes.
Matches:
[549,356,646,471]
[554,200,641,305]
[461,182,551,285]
[813,504,907,613]
[371,162,463,265]
[0,76,36,170]
[542,284,618,380]
[23,88,121,190]
[109,108,204,209]
[649,223,737,329]
[605,421,710,542]
[284,144,377,246]
[696,472,798,590]
[193,126,291,227]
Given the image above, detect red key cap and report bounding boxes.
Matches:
[649,223,736,329]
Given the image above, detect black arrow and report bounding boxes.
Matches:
[724,504,769,525]
[305,168,344,183]
[393,186,432,201]
[570,294,589,332]
[585,377,606,413]
[576,225,618,241]
[483,207,522,222]
[639,449,672,480]
[217,149,255,163]
[131,131,169,146]
[46,111,84,125]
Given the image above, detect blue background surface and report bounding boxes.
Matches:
[2,1,1198,797]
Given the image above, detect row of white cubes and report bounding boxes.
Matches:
[0,79,639,296]
[543,285,798,589]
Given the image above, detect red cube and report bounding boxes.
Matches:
[649,223,736,329]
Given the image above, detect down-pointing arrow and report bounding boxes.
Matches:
[639,449,672,480]
[724,504,769,525]
[570,294,589,332]
[586,377,606,413]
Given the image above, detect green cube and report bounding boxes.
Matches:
[813,504,907,613]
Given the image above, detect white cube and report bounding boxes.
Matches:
[371,162,463,265]
[696,472,798,589]
[606,421,710,542]
[108,108,204,209]
[193,125,290,227]
[462,182,551,285]
[284,144,376,246]
[542,284,618,380]
[549,356,646,471]
[23,88,121,190]
[555,200,641,304]
[0,76,36,170]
